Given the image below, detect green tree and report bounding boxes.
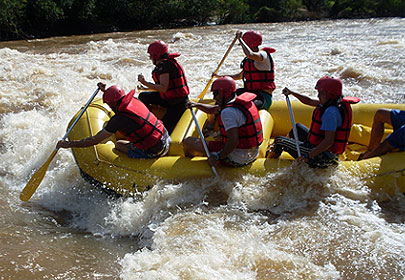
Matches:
[281,0,304,18]
[302,0,334,14]
[0,0,28,39]
[173,0,219,24]
[217,0,249,23]
[330,0,379,17]
[254,6,283,22]
[376,0,405,16]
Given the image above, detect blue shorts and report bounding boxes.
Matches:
[386,110,405,151]
[128,148,154,159]
[127,129,170,158]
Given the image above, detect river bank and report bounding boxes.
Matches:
[1,0,404,41]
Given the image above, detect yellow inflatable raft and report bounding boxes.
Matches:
[67,98,405,199]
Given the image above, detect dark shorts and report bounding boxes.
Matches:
[387,110,405,150]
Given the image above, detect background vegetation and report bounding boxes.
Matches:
[1,0,404,41]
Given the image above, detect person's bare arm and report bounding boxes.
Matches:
[283,87,319,107]
[187,101,220,115]
[57,129,112,148]
[138,73,169,92]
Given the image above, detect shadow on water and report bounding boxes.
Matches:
[377,195,405,224]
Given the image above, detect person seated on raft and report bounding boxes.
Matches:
[358,109,405,160]
[183,76,263,167]
[213,30,276,110]
[268,76,359,168]
[57,82,170,158]
[137,40,190,134]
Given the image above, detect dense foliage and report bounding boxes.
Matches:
[1,0,404,41]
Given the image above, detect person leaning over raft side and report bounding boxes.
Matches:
[358,109,405,160]
[183,76,263,167]
[137,40,190,134]
[57,83,170,158]
[213,30,276,110]
[268,76,359,168]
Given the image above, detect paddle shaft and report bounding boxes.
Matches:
[191,36,238,177]
[286,95,302,158]
[197,36,238,100]
[62,88,100,140]
[190,109,219,178]
[20,88,100,201]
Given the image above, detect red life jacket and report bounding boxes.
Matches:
[218,92,263,149]
[241,48,275,91]
[117,90,165,150]
[307,97,359,154]
[152,56,189,101]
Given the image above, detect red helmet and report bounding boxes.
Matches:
[315,76,342,99]
[211,76,236,99]
[103,85,125,106]
[242,31,262,49]
[148,40,168,60]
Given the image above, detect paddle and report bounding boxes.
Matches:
[20,88,100,201]
[190,36,238,177]
[286,95,302,157]
[197,35,238,100]
[190,109,219,178]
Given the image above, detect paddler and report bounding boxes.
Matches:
[268,76,360,168]
[183,76,263,167]
[138,40,190,134]
[57,83,170,158]
[214,30,276,110]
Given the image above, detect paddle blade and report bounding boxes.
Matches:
[20,150,58,201]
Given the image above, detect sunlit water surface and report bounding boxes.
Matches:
[0,18,404,279]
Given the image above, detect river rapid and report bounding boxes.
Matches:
[0,18,404,279]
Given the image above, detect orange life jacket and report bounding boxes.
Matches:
[117,90,165,150]
[241,48,275,91]
[152,57,189,100]
[218,92,263,149]
[307,97,359,154]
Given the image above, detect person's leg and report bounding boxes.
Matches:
[115,140,131,154]
[138,91,168,108]
[268,136,311,159]
[115,140,152,158]
[183,137,206,157]
[367,109,392,151]
[307,151,339,168]
[259,90,273,110]
[288,123,309,142]
[359,140,395,160]
[162,102,186,134]
[183,138,223,157]
[361,124,405,159]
